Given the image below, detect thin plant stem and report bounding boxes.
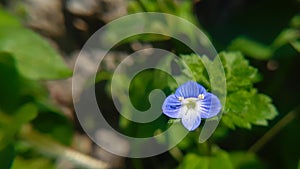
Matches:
[169,147,183,161]
[248,106,299,153]
[136,0,148,12]
[20,125,110,169]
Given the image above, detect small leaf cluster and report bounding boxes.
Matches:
[181,52,278,129]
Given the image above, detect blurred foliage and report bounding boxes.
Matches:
[128,0,198,24]
[228,14,300,60]
[0,0,299,169]
[0,7,73,169]
[11,157,55,169]
[178,149,233,169]
[0,9,71,80]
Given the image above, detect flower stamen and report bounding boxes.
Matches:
[198,94,204,100]
[178,96,184,101]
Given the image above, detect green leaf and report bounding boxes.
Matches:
[0,8,21,27]
[178,150,233,169]
[0,104,38,148]
[219,52,261,92]
[180,54,210,88]
[228,37,273,60]
[15,104,38,125]
[0,52,21,111]
[181,52,260,93]
[219,52,277,129]
[0,9,72,80]
[228,14,300,60]
[31,111,73,145]
[0,52,52,113]
[229,151,265,169]
[291,14,300,28]
[272,29,300,48]
[0,144,15,169]
[291,40,300,53]
[11,156,55,169]
[0,27,72,80]
[222,90,278,129]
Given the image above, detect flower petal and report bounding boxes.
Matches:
[180,106,201,131]
[197,92,222,119]
[162,94,182,118]
[175,81,206,98]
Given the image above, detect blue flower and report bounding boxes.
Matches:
[162,81,222,131]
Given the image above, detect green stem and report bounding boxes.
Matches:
[136,0,148,12]
[169,147,183,161]
[20,125,110,169]
[248,106,299,153]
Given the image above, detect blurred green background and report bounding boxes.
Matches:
[0,0,299,169]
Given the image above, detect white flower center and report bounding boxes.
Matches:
[178,94,205,115]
